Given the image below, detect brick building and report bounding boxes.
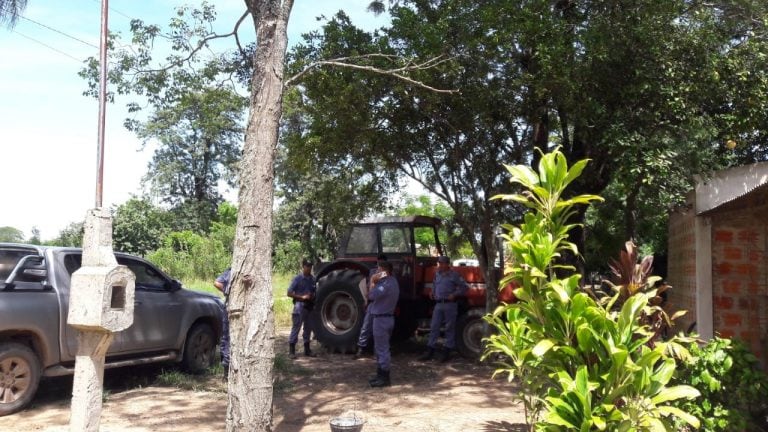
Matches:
[667,162,768,368]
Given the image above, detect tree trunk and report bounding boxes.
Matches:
[227,1,293,430]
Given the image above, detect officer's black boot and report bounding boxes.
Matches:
[289,343,296,359]
[369,369,391,388]
[439,347,451,363]
[304,342,316,357]
[353,345,366,360]
[368,367,382,383]
[418,347,435,361]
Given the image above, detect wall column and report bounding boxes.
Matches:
[695,215,713,340]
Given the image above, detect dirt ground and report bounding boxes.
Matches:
[0,333,527,432]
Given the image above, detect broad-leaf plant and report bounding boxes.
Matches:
[484,148,700,431]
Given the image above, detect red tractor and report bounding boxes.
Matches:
[311,215,514,358]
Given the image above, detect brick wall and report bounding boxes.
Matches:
[666,204,698,334]
[710,207,768,367]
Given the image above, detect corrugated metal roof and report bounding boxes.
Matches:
[695,161,768,215]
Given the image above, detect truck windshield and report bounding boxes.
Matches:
[381,225,412,254]
[346,226,378,254]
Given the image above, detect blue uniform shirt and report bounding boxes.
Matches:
[288,274,315,297]
[368,275,399,315]
[433,270,468,300]
[287,274,316,312]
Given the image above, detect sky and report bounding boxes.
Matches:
[0,0,389,241]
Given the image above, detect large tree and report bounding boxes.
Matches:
[111,197,172,256]
[225,1,293,429]
[286,0,768,283]
[80,1,294,428]
[80,7,248,233]
[0,226,24,243]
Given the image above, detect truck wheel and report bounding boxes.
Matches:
[181,323,216,374]
[313,269,365,353]
[0,342,41,416]
[456,310,486,359]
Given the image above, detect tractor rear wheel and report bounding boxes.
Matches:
[456,309,486,359]
[313,269,365,353]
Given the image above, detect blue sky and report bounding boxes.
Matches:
[0,0,389,241]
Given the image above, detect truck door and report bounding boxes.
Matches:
[113,257,184,353]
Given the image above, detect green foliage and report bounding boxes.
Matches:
[272,239,305,275]
[0,226,24,243]
[484,148,700,430]
[146,204,235,281]
[271,272,294,329]
[285,0,768,286]
[671,337,768,431]
[392,194,472,257]
[148,230,231,282]
[112,197,172,256]
[80,2,246,232]
[48,222,84,247]
[28,227,41,245]
[271,86,395,270]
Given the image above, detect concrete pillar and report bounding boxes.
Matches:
[695,215,714,340]
[68,331,114,431]
[67,208,135,432]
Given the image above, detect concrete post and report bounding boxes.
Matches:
[67,208,135,432]
[68,331,114,431]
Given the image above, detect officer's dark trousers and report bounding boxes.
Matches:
[373,316,394,370]
[427,302,458,349]
[221,307,230,367]
[289,304,312,344]
[357,307,374,348]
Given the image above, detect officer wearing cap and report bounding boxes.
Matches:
[353,254,387,359]
[419,255,468,362]
[287,259,317,358]
[367,260,399,387]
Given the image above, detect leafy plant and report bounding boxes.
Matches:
[671,337,768,431]
[603,240,686,344]
[484,148,700,431]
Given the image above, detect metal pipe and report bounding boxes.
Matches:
[95,0,109,208]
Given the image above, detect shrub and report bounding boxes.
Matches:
[671,337,768,431]
[484,148,700,430]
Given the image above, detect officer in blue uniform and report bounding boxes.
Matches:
[214,268,231,378]
[354,254,387,359]
[287,259,317,358]
[367,260,399,387]
[419,256,468,362]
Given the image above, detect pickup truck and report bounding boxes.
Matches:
[0,243,225,416]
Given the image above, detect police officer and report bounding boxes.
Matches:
[419,256,468,362]
[367,260,399,387]
[353,254,387,359]
[287,259,317,358]
[214,268,231,378]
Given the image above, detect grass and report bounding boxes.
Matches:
[183,272,294,329]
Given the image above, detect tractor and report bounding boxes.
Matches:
[310,215,514,358]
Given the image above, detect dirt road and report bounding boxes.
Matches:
[1,337,526,431]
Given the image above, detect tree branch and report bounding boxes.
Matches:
[285,54,458,94]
